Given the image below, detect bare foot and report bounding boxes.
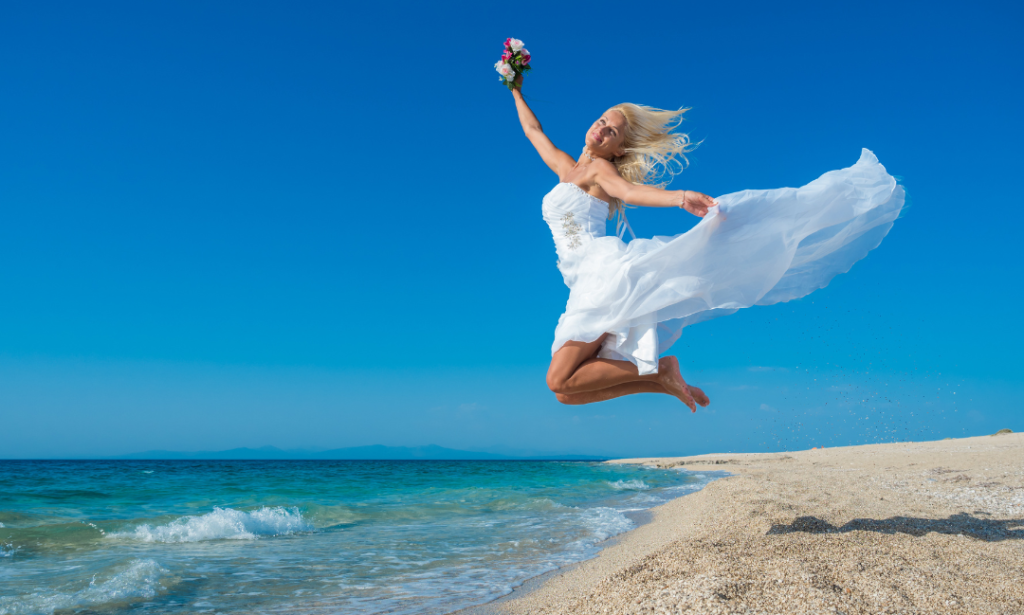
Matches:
[657,356,697,412]
[688,385,710,407]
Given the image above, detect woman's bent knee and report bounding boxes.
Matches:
[546,373,569,394]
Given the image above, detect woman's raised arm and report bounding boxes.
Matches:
[511,82,576,178]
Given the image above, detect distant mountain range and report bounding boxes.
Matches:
[107,445,607,461]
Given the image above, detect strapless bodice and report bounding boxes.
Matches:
[541,182,610,285]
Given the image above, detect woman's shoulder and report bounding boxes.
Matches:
[566,160,617,188]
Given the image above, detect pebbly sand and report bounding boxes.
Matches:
[466,432,1024,615]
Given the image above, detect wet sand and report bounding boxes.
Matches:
[472,433,1024,614]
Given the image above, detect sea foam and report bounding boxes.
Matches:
[112,506,312,543]
[577,506,635,543]
[608,479,651,490]
[0,559,167,615]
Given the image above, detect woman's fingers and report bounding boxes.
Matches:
[683,192,718,218]
[700,194,719,217]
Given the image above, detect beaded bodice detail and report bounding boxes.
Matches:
[541,182,611,285]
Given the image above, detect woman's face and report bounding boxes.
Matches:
[585,110,627,159]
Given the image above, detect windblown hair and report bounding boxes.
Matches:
[605,103,695,217]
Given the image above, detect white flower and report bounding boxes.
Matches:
[496,61,516,81]
[508,38,524,52]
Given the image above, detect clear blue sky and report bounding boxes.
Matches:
[2,0,1021,458]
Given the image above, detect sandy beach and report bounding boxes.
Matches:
[475,432,1024,615]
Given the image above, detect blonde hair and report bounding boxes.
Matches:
[605,103,695,217]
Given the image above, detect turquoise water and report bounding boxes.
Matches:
[0,460,715,614]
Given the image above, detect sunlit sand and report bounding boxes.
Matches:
[478,432,1023,614]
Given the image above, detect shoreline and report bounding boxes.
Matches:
[457,472,727,615]
[463,433,1024,614]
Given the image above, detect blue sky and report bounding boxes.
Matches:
[2,0,1021,458]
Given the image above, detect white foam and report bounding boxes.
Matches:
[577,506,635,543]
[111,506,312,543]
[608,479,651,491]
[662,483,703,493]
[0,542,14,558]
[0,559,168,615]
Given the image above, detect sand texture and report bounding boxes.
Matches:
[483,433,1024,615]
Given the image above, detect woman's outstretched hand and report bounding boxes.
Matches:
[679,190,719,217]
[513,73,523,90]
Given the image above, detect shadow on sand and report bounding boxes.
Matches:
[767,513,1024,542]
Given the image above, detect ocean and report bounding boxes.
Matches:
[0,460,715,614]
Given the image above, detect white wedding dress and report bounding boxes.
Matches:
[542,148,905,374]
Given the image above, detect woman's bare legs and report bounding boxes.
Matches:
[547,337,710,410]
[555,380,710,407]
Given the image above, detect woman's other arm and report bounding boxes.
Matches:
[511,81,576,178]
[592,159,718,218]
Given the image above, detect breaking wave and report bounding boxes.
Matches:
[111,506,312,543]
[608,479,651,490]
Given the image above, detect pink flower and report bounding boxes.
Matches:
[502,50,512,61]
[521,49,531,64]
[505,37,512,49]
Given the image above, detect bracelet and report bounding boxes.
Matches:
[680,191,687,208]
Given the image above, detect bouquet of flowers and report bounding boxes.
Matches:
[494,38,531,90]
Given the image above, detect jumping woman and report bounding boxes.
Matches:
[509,74,904,411]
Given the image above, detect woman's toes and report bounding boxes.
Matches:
[680,388,696,411]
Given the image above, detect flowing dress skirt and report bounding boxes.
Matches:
[552,149,905,374]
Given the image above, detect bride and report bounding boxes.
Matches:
[509,75,904,411]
